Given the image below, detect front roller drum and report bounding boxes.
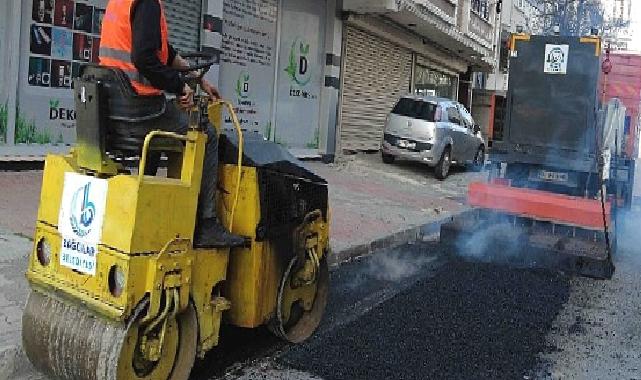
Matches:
[22,291,198,380]
[269,256,329,343]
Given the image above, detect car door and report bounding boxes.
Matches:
[457,104,477,161]
[445,105,466,161]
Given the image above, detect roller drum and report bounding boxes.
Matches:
[22,291,127,380]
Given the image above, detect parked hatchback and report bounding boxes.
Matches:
[381,96,485,180]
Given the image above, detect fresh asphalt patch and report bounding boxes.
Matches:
[191,240,638,380]
[279,255,572,380]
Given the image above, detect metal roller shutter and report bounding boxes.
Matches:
[339,26,413,152]
[163,0,203,54]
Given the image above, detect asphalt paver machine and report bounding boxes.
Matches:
[442,33,635,279]
[21,54,330,379]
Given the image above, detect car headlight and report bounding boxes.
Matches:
[36,238,51,266]
[108,265,126,297]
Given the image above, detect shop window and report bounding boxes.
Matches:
[414,65,457,100]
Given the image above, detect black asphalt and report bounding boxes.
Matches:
[280,249,572,380]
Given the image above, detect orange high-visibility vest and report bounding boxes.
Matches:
[99,0,170,96]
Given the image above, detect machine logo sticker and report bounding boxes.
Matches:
[544,44,569,74]
[58,173,108,275]
[69,182,96,238]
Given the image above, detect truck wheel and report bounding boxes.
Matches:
[472,146,485,171]
[382,153,395,164]
[435,147,451,180]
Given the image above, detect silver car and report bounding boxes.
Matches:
[381,96,486,180]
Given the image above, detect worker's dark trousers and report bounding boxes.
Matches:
[145,100,218,220]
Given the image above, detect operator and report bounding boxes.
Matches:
[99,0,245,248]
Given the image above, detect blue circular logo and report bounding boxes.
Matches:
[69,183,96,238]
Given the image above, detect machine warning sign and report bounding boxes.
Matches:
[544,44,569,74]
[58,172,108,275]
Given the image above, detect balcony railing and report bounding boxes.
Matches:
[468,10,493,44]
[414,0,457,20]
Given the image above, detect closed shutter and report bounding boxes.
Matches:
[163,0,202,54]
[339,26,413,152]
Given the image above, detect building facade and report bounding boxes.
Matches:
[0,0,499,160]
[473,0,542,143]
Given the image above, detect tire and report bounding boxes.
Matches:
[435,146,452,180]
[382,153,395,164]
[472,146,485,172]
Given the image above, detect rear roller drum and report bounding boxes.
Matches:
[269,255,329,343]
[22,291,197,380]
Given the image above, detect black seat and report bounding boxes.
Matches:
[77,65,170,156]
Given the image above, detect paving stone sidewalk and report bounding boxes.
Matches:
[0,154,480,379]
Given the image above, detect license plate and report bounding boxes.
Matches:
[537,170,568,182]
[398,140,416,149]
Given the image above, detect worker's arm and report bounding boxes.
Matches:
[170,52,221,100]
[130,0,184,95]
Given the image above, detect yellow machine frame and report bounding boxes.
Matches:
[24,99,329,373]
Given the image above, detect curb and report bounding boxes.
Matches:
[328,211,466,267]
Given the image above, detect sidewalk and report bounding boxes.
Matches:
[0,154,480,379]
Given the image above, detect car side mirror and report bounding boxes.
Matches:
[474,125,481,134]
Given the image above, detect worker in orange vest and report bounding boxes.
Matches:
[99,0,245,248]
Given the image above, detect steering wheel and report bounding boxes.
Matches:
[175,52,217,88]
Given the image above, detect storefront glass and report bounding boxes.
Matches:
[273,0,325,149]
[219,0,279,136]
[414,65,457,100]
[16,0,106,145]
[0,1,8,144]
[219,0,326,150]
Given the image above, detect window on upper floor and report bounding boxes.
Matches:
[471,0,490,20]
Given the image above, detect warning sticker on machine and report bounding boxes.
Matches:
[544,44,569,74]
[58,173,108,275]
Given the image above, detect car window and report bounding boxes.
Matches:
[458,105,475,129]
[391,98,437,122]
[446,107,462,125]
[391,98,417,117]
[416,101,437,121]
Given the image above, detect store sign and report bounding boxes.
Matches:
[544,44,569,75]
[274,0,325,149]
[17,0,106,145]
[219,0,278,137]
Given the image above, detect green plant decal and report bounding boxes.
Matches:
[15,105,51,144]
[265,122,272,141]
[285,38,312,86]
[306,128,320,149]
[235,72,250,99]
[274,136,288,148]
[49,99,60,109]
[0,101,8,144]
[300,42,310,55]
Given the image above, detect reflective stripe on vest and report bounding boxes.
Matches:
[99,47,153,86]
[99,0,170,96]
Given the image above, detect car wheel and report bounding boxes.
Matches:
[382,153,395,164]
[435,146,451,180]
[472,146,485,171]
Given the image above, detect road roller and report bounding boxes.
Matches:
[22,55,330,380]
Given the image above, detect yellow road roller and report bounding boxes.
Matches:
[22,56,329,379]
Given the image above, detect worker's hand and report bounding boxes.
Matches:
[180,83,194,110]
[200,79,221,100]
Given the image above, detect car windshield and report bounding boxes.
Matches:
[391,99,438,122]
